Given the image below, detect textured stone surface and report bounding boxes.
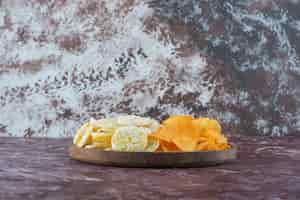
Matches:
[1,136,300,199]
[0,0,300,137]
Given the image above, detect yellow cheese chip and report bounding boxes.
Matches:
[77,130,93,148]
[73,122,90,145]
[91,132,112,148]
[85,142,110,149]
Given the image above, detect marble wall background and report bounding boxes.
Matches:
[0,0,300,137]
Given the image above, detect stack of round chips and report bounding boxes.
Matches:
[73,115,160,152]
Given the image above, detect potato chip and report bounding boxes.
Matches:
[73,122,89,145]
[111,126,148,152]
[73,131,83,145]
[137,127,151,135]
[151,115,231,152]
[197,135,230,151]
[193,118,222,134]
[203,139,217,151]
[117,115,154,127]
[152,116,195,141]
[155,116,198,151]
[91,132,112,148]
[77,129,93,148]
[197,137,208,143]
[192,118,208,134]
[160,140,180,152]
[216,134,228,144]
[90,118,118,132]
[162,115,194,126]
[218,143,231,150]
[149,120,160,132]
[149,127,172,143]
[85,144,97,149]
[207,119,222,133]
[197,141,209,151]
[144,136,160,152]
[85,142,109,149]
[201,130,225,144]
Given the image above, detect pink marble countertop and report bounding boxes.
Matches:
[1,135,300,200]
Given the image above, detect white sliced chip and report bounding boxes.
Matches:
[139,127,153,135]
[149,120,160,132]
[73,123,90,145]
[145,137,160,152]
[85,142,109,149]
[111,126,148,152]
[73,131,83,145]
[77,130,92,148]
[90,117,118,130]
[117,115,155,127]
[85,144,97,149]
[91,132,112,148]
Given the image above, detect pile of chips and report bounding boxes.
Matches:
[73,115,231,152]
[73,115,160,152]
[151,116,231,152]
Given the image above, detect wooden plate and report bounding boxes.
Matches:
[69,144,237,168]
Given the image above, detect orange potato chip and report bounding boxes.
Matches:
[172,135,198,151]
[151,115,231,152]
[160,140,180,152]
[193,118,222,134]
[163,115,194,126]
[149,127,172,143]
[197,137,208,143]
[207,119,222,133]
[197,138,231,151]
[218,143,231,150]
[192,117,210,134]
[197,141,209,151]
[200,130,223,143]
[216,134,228,144]
[160,116,199,151]
[199,142,216,151]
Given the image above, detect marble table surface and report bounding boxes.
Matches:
[1,135,300,200]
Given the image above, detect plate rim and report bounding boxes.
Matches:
[69,143,237,154]
[69,143,237,168]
